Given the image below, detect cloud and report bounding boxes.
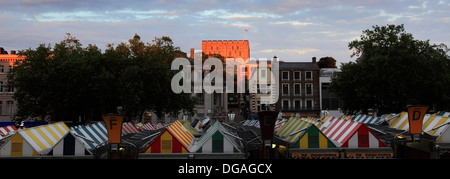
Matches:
[32,9,180,22]
[196,9,281,20]
[260,48,319,55]
[0,0,448,66]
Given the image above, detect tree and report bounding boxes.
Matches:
[10,33,196,124]
[329,24,450,114]
[317,56,337,68]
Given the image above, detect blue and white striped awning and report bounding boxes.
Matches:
[352,114,384,124]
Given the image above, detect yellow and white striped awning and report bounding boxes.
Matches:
[18,122,70,155]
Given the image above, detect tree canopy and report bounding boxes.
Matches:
[9,33,196,124]
[329,24,450,114]
[317,56,337,68]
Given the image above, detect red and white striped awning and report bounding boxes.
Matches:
[122,122,142,135]
[141,123,156,130]
[0,125,17,137]
[321,117,386,148]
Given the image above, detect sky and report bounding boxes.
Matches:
[1,0,449,66]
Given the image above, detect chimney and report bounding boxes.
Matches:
[190,48,195,59]
[312,57,317,63]
[10,50,16,55]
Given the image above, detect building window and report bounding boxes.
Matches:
[7,83,13,93]
[282,71,289,80]
[0,65,3,73]
[261,69,266,78]
[282,83,289,96]
[0,101,2,115]
[306,100,313,109]
[321,83,342,110]
[6,101,13,115]
[282,100,289,110]
[0,81,3,92]
[294,71,301,80]
[294,100,301,110]
[294,83,301,96]
[305,71,312,80]
[196,93,204,105]
[306,83,313,96]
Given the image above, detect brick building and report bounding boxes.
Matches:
[276,57,321,118]
[0,48,22,121]
[201,40,249,60]
[193,40,251,122]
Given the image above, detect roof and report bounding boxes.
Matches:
[70,122,108,151]
[321,118,386,148]
[276,117,309,139]
[279,62,319,70]
[0,125,17,139]
[141,123,156,130]
[122,122,141,135]
[183,121,199,135]
[291,124,337,149]
[353,114,385,124]
[390,112,450,135]
[122,127,165,151]
[17,121,70,155]
[166,120,194,150]
[192,121,242,153]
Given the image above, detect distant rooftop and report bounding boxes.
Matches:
[279,61,319,70]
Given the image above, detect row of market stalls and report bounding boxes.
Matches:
[0,121,165,157]
[1,110,449,158]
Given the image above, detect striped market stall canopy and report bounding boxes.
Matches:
[143,120,193,153]
[122,122,142,135]
[289,122,337,149]
[141,123,156,130]
[276,117,309,139]
[0,125,17,139]
[70,122,108,152]
[274,118,287,133]
[352,114,384,124]
[389,112,450,133]
[321,118,386,148]
[183,121,199,135]
[191,121,242,153]
[0,122,69,156]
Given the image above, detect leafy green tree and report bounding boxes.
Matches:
[330,24,450,114]
[9,33,195,124]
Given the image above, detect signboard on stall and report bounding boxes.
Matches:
[102,115,124,144]
[407,105,428,135]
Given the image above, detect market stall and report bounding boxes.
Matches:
[48,132,91,156]
[143,120,193,153]
[0,122,69,156]
[70,122,109,152]
[322,118,386,148]
[190,121,242,154]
